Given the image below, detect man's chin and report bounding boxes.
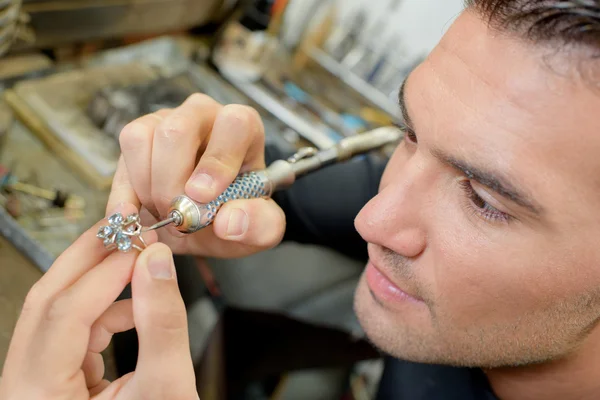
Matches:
[353,275,438,364]
[354,276,409,355]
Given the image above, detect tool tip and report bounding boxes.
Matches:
[142,216,177,232]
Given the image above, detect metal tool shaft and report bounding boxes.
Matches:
[149,126,401,234]
[143,215,179,232]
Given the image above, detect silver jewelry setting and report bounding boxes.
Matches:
[97,212,147,252]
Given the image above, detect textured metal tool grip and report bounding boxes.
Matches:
[168,171,273,234]
[204,171,271,223]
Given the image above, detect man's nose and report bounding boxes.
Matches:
[354,155,428,258]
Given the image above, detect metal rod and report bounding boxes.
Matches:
[143,215,177,232]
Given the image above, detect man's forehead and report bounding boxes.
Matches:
[423,11,600,144]
[405,10,600,212]
[435,11,600,115]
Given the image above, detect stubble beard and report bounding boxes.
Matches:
[353,274,600,369]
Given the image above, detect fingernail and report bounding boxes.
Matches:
[227,208,248,237]
[190,173,214,193]
[147,248,174,280]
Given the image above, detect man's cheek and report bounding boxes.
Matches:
[431,234,508,322]
[435,245,538,328]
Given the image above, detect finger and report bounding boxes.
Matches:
[0,208,140,392]
[151,94,222,217]
[91,372,134,399]
[89,379,111,397]
[166,197,286,258]
[106,155,139,215]
[185,104,266,203]
[31,233,156,380]
[88,299,134,353]
[131,243,196,396]
[20,203,140,320]
[118,111,167,218]
[211,198,286,254]
[151,197,286,258]
[82,351,104,389]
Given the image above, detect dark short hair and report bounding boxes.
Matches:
[466,0,600,55]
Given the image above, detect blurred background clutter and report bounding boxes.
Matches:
[0,0,463,399]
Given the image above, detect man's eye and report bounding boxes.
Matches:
[393,122,417,144]
[459,180,512,224]
[405,130,418,144]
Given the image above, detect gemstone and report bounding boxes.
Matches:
[97,225,113,239]
[108,213,124,227]
[126,214,139,224]
[126,224,138,234]
[116,233,132,252]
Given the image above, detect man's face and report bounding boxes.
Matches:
[353,9,600,368]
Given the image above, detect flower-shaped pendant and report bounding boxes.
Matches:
[97,212,147,252]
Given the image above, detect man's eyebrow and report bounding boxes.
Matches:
[398,79,414,129]
[431,148,544,215]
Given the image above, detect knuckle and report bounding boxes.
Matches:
[200,153,238,176]
[44,294,71,323]
[220,104,260,128]
[239,105,265,145]
[216,105,265,149]
[240,105,264,132]
[22,281,48,313]
[154,107,172,115]
[185,92,215,106]
[152,308,187,332]
[110,174,134,193]
[239,104,261,120]
[119,121,151,151]
[156,114,189,141]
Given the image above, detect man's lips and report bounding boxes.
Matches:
[365,248,424,305]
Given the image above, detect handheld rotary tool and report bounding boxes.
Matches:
[144,126,402,235]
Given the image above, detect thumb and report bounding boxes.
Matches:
[130,243,196,398]
[213,198,286,249]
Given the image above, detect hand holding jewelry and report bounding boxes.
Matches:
[97,212,147,252]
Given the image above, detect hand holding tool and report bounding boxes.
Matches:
[98,126,402,252]
[148,126,401,234]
